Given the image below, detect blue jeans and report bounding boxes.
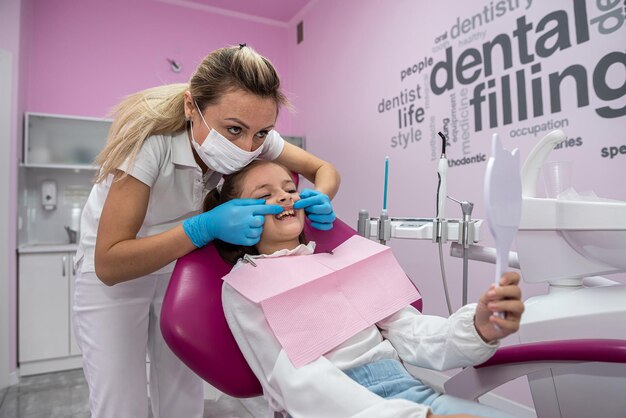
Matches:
[344,359,516,417]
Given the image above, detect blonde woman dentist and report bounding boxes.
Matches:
[72,44,339,418]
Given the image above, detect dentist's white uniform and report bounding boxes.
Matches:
[73,131,284,418]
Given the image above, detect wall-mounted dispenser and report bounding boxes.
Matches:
[41,179,57,210]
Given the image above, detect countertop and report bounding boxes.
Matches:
[18,243,79,254]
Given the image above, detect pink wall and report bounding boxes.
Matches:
[23,0,292,130]
[12,0,292,381]
[288,0,626,313]
[288,0,626,408]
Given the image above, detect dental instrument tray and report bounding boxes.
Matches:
[357,211,482,244]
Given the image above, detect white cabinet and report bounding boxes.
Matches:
[18,248,219,400]
[24,112,111,169]
[18,250,81,375]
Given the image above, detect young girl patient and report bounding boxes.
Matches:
[205,160,524,418]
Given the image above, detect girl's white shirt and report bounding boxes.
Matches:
[76,130,284,274]
[223,243,499,418]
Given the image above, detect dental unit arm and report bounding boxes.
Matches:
[357,132,483,312]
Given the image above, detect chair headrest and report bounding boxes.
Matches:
[160,218,358,397]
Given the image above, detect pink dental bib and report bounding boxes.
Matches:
[223,235,421,367]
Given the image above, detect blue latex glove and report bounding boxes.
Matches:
[183,199,283,247]
[293,189,336,230]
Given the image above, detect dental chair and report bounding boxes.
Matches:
[161,180,626,417]
[161,216,423,398]
[161,221,626,414]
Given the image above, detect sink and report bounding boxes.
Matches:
[563,230,626,271]
[515,130,626,285]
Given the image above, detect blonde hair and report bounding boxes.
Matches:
[95,45,289,183]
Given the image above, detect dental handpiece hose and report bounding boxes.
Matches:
[462,213,469,306]
[436,133,448,241]
[436,132,453,315]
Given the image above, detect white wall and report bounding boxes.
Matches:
[0,48,12,391]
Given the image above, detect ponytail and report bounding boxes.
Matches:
[94,84,188,183]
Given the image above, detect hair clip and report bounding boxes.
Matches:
[239,43,247,49]
[242,254,257,267]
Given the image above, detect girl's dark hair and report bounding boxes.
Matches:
[203,160,308,265]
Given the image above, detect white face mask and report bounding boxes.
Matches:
[190,101,266,175]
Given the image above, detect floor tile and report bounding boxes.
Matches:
[0,369,266,417]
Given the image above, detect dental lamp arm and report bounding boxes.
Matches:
[437,158,448,221]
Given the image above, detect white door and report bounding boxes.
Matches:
[0,47,12,388]
[18,253,70,362]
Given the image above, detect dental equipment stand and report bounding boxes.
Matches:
[447,197,473,305]
[357,209,482,306]
[358,133,482,312]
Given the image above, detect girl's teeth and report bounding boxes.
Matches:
[276,209,294,219]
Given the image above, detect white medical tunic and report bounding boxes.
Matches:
[76,129,285,274]
[72,129,285,418]
[223,244,499,418]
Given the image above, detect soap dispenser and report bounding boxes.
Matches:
[41,180,57,211]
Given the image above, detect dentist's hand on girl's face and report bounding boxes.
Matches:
[293,189,336,230]
[183,198,283,247]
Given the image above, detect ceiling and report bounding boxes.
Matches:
[177,0,314,24]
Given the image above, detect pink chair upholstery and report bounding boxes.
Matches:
[160,217,422,397]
